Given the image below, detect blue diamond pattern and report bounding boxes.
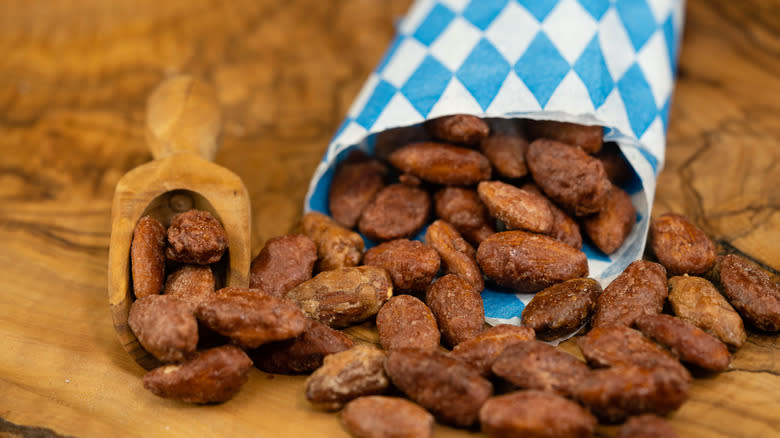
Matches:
[578,0,610,20]
[638,144,659,174]
[617,63,657,137]
[663,14,677,73]
[573,35,613,109]
[481,289,525,319]
[616,0,657,51]
[413,3,456,46]
[661,96,671,131]
[376,36,404,74]
[516,0,559,22]
[355,80,397,129]
[457,39,512,110]
[515,32,570,108]
[463,0,508,30]
[400,55,453,117]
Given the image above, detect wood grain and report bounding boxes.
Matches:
[0,0,777,437]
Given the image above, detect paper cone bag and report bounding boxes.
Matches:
[305,0,685,326]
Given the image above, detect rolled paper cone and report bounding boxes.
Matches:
[305,0,685,329]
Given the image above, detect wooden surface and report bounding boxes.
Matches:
[0,0,777,437]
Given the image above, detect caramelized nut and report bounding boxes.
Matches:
[668,275,746,349]
[591,260,667,328]
[477,231,588,293]
[521,278,601,341]
[358,184,430,242]
[650,213,717,275]
[328,151,387,228]
[166,209,227,264]
[249,234,317,297]
[426,274,485,348]
[450,324,535,377]
[196,287,306,349]
[363,239,440,294]
[425,220,484,292]
[142,345,252,404]
[285,266,393,328]
[425,114,490,145]
[129,294,198,363]
[492,341,591,398]
[341,396,434,438]
[477,181,553,234]
[376,295,440,352]
[251,318,354,374]
[526,139,611,216]
[131,215,167,298]
[480,390,597,438]
[715,254,780,332]
[384,349,492,428]
[302,211,364,272]
[388,142,491,186]
[305,345,389,410]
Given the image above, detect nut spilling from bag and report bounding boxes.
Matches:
[126,116,778,438]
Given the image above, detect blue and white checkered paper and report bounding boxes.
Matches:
[305,0,685,328]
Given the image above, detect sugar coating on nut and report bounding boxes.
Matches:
[376,295,440,352]
[425,219,484,292]
[249,234,317,297]
[479,134,529,179]
[574,364,690,423]
[434,187,495,246]
[384,349,492,428]
[524,119,603,154]
[166,209,228,264]
[668,275,746,348]
[634,313,730,371]
[285,266,393,328]
[716,254,780,332]
[650,213,716,275]
[450,324,535,377]
[492,340,591,398]
[476,230,588,293]
[142,345,252,404]
[164,264,214,311]
[251,318,354,375]
[526,138,611,216]
[128,294,198,363]
[591,260,667,328]
[521,278,601,341]
[196,287,306,349]
[582,184,636,255]
[426,274,485,348]
[358,184,431,242]
[341,396,434,438]
[328,151,388,229]
[363,239,440,294]
[521,182,582,249]
[425,114,490,145]
[131,215,167,298]
[479,390,597,438]
[305,345,389,411]
[616,414,679,438]
[302,211,364,272]
[477,180,553,234]
[388,142,491,186]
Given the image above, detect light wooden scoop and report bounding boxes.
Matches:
[108,76,251,370]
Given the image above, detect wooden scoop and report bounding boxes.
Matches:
[108,75,251,370]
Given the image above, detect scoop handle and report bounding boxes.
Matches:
[145,75,222,161]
